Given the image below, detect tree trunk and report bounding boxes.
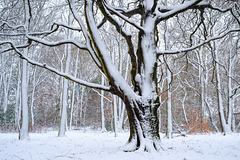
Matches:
[122,97,160,152]
[3,64,12,113]
[164,17,172,138]
[58,12,72,136]
[15,61,21,128]
[58,65,69,137]
[100,74,106,132]
[227,48,234,132]
[113,95,118,136]
[19,48,29,140]
[69,82,75,130]
[198,48,206,118]
[181,86,188,124]
[69,52,79,130]
[86,0,161,151]
[166,64,172,138]
[215,46,230,134]
[79,87,85,126]
[30,67,37,127]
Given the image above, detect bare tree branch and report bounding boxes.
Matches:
[1,40,111,91]
[68,0,102,68]
[156,0,203,22]
[102,1,145,31]
[26,35,88,50]
[157,28,240,55]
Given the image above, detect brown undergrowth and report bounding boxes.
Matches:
[183,108,214,134]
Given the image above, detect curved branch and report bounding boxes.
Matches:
[27,35,88,50]
[97,1,137,85]
[115,7,141,17]
[53,22,82,31]
[0,42,31,54]
[0,22,25,30]
[157,28,240,55]
[231,4,240,25]
[156,1,234,22]
[67,0,102,68]
[156,0,203,22]
[85,0,136,98]
[0,23,59,37]
[97,18,107,29]
[2,41,111,91]
[102,1,145,31]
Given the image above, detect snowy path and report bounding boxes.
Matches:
[0,131,239,160]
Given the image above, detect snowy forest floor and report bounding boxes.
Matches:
[0,130,240,160]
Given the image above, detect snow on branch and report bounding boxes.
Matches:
[1,20,81,37]
[102,1,145,31]
[68,0,90,39]
[0,42,31,54]
[157,28,240,55]
[157,1,232,14]
[202,4,232,13]
[97,18,107,29]
[156,0,238,24]
[53,22,82,31]
[0,22,25,30]
[111,6,141,17]
[0,24,59,37]
[1,41,111,91]
[98,3,132,37]
[27,35,87,50]
[92,88,112,102]
[156,0,203,21]
[68,0,102,67]
[98,0,137,76]
[85,0,137,99]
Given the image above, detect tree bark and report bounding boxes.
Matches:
[122,97,160,152]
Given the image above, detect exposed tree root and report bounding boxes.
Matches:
[122,138,161,152]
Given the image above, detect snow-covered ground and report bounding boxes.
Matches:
[0,130,239,160]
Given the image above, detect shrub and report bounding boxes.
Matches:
[183,108,214,134]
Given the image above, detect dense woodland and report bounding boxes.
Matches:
[0,0,240,152]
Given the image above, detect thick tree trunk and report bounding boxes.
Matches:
[86,0,161,152]
[122,97,160,152]
[120,13,161,152]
